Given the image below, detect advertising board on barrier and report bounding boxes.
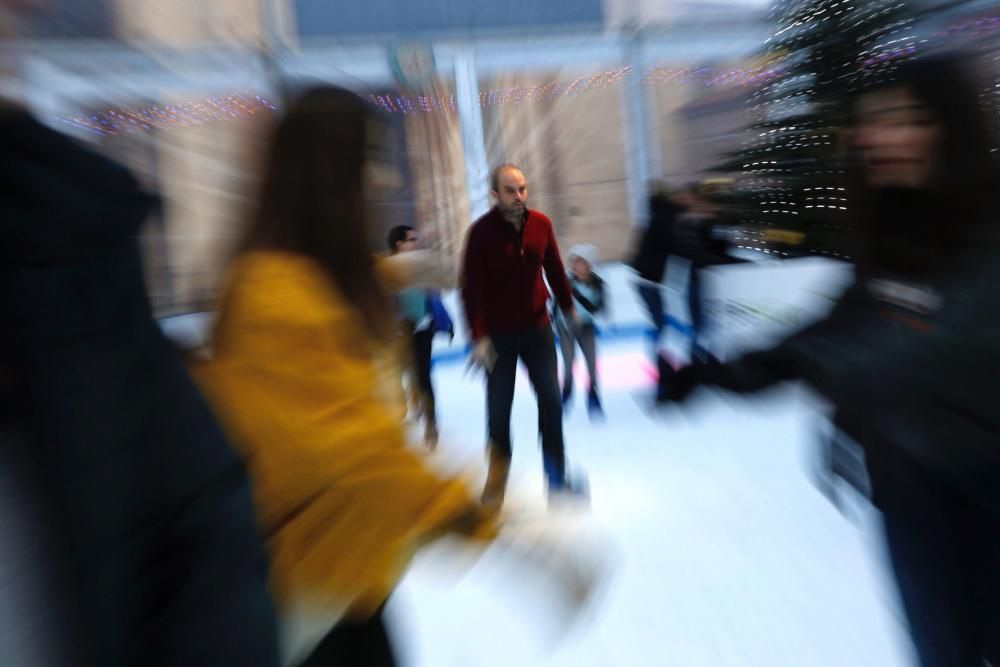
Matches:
[157,258,855,364]
[700,257,854,360]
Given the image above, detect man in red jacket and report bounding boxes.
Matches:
[462,164,584,507]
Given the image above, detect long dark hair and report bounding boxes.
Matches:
[880,54,999,222]
[242,86,393,342]
[854,53,1000,274]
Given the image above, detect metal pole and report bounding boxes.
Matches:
[621,24,661,226]
[454,46,491,221]
[258,0,288,103]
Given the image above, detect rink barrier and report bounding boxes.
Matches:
[156,309,685,365]
[428,317,691,367]
[157,258,851,366]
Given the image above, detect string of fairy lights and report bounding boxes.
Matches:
[60,93,278,137]
[730,0,944,260]
[61,11,999,139]
[60,63,786,136]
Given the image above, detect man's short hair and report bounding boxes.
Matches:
[386,224,415,253]
[489,163,523,193]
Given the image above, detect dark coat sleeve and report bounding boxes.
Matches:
[460,224,489,341]
[543,220,574,312]
[1,113,280,666]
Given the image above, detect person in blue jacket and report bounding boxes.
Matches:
[387,225,454,447]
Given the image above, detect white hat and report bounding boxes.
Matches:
[568,244,598,267]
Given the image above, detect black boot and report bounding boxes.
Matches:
[562,380,573,407]
[587,387,604,421]
[655,354,675,403]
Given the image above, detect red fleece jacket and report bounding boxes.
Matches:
[461,207,574,341]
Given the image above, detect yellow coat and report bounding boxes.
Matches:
[194,251,490,618]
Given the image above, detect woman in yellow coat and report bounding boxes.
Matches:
[194,86,495,666]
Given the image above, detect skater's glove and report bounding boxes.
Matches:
[656,358,700,404]
[657,355,725,404]
[468,337,498,374]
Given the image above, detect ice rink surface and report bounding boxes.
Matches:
[391,338,915,667]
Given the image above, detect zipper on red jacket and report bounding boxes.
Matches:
[515,219,525,260]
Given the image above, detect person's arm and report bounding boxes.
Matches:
[460,226,489,341]
[660,281,870,401]
[704,282,869,392]
[543,222,574,314]
[799,262,1000,406]
[571,284,601,314]
[376,250,450,293]
[593,278,606,313]
[683,266,997,405]
[573,276,605,315]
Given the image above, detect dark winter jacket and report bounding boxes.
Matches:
[667,192,1000,517]
[630,193,680,283]
[672,212,726,267]
[462,206,573,340]
[0,108,280,666]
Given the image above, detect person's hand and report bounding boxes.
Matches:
[414,502,500,549]
[564,308,581,328]
[467,337,497,374]
[446,504,502,539]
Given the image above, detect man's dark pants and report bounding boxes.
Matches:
[486,325,566,486]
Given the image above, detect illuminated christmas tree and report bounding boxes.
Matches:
[720,0,918,260]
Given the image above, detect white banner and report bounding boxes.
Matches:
[700,257,854,360]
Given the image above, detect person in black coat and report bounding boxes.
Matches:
[659,54,1000,666]
[0,104,280,666]
[630,182,684,350]
[670,183,729,363]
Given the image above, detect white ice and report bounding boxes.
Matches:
[390,336,916,667]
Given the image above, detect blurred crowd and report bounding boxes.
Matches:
[3,1,1000,666]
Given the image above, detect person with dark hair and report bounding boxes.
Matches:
[462,163,586,509]
[386,225,415,256]
[630,182,683,352]
[193,86,499,666]
[670,182,722,364]
[387,224,454,447]
[659,54,1000,666]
